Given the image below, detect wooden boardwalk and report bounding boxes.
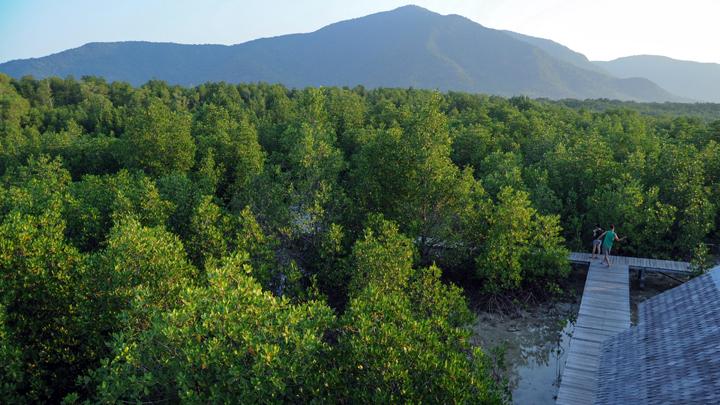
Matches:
[556,260,631,405]
[569,252,691,275]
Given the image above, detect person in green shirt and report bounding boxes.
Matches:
[598,224,621,267]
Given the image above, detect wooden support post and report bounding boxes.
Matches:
[638,269,645,289]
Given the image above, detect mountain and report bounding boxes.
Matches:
[502,30,608,75]
[595,55,720,103]
[0,5,679,101]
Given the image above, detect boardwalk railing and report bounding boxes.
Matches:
[569,252,691,275]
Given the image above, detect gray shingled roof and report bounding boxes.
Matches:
[595,266,720,404]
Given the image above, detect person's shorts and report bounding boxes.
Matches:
[602,246,611,255]
[593,239,602,247]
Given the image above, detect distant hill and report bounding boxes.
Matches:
[595,55,720,103]
[502,30,608,75]
[0,5,680,101]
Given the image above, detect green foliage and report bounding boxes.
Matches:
[0,76,29,135]
[337,285,504,404]
[118,98,195,175]
[186,199,299,296]
[586,176,676,257]
[347,215,416,297]
[350,95,476,263]
[555,98,720,122]
[235,206,299,296]
[186,195,232,269]
[451,124,495,170]
[87,254,338,403]
[156,172,201,238]
[690,243,712,275]
[0,155,72,219]
[475,187,570,292]
[336,217,505,403]
[66,170,173,251]
[192,104,264,202]
[0,210,86,402]
[313,223,352,307]
[276,102,346,239]
[1,78,718,403]
[0,303,24,404]
[95,217,197,319]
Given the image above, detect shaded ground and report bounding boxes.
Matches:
[471,268,586,404]
[629,269,684,325]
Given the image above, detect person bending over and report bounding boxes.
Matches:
[591,224,604,259]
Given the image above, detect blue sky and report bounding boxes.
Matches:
[1,0,718,64]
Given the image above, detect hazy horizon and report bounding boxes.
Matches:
[1,0,719,65]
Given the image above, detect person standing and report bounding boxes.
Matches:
[591,224,604,259]
[600,224,621,267]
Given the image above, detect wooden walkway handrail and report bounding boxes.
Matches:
[569,252,691,274]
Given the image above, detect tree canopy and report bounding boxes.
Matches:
[1,74,718,403]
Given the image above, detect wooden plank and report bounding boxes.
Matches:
[565,338,602,353]
[568,252,691,274]
[577,310,629,323]
[576,318,628,331]
[557,389,594,405]
[579,301,629,311]
[583,283,626,292]
[557,262,630,404]
[579,296,628,306]
[581,301,630,310]
[558,380,594,392]
[575,310,630,323]
[584,277,626,286]
[586,270,626,278]
[563,359,600,373]
[559,377,596,393]
[557,385,594,401]
[580,290,627,300]
[561,369,598,384]
[565,357,600,367]
[558,383,597,401]
[572,326,624,339]
[563,355,600,371]
[581,293,627,302]
[572,321,627,331]
[575,309,629,321]
[559,380,596,396]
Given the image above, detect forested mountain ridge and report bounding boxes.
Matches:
[0,5,680,101]
[595,55,720,103]
[1,73,718,402]
[502,30,608,75]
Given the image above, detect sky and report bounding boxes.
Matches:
[1,0,719,64]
